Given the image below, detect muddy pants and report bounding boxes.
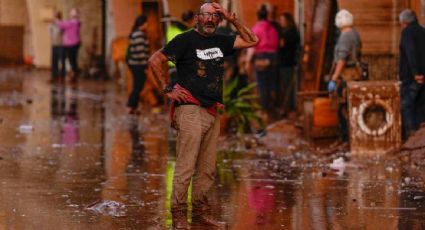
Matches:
[401,82,424,138]
[171,105,220,213]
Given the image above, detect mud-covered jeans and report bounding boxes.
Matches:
[171,105,220,213]
[401,82,424,138]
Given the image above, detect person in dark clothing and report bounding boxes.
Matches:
[126,15,150,114]
[399,9,425,139]
[277,12,300,116]
[49,11,65,83]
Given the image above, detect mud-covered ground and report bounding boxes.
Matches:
[0,68,424,229]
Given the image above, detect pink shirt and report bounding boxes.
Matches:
[58,19,81,46]
[252,21,279,54]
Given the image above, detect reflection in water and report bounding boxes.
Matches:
[51,86,80,145]
[1,70,425,229]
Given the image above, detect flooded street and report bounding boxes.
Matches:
[0,68,424,229]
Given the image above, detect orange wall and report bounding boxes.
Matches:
[411,0,425,24]
[111,0,142,38]
[168,0,203,20]
[235,0,295,28]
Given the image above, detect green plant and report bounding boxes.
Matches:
[221,77,264,136]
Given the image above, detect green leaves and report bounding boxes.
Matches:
[223,77,263,135]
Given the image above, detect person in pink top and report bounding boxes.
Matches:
[247,5,279,121]
[57,8,81,82]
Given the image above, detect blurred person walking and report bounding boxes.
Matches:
[58,8,81,83]
[149,2,258,229]
[277,12,300,117]
[126,15,150,114]
[49,11,65,84]
[246,5,279,120]
[398,9,425,139]
[328,9,362,143]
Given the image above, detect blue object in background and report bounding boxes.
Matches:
[328,80,337,92]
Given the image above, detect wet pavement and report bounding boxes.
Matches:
[0,68,424,229]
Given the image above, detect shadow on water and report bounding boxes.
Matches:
[0,68,424,229]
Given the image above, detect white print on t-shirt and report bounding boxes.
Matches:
[196,48,223,60]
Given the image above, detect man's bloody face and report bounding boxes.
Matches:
[196,4,221,36]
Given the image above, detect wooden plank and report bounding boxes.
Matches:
[300,0,333,91]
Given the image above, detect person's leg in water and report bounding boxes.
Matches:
[171,105,204,229]
[126,65,147,114]
[401,83,420,139]
[191,112,224,227]
[338,103,349,142]
[51,46,60,83]
[68,44,80,82]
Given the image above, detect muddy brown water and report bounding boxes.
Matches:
[0,68,424,229]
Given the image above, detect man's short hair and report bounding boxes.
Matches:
[399,9,417,24]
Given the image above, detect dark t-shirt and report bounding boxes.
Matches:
[162,29,236,107]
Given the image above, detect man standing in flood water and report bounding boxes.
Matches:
[399,9,425,139]
[149,1,258,229]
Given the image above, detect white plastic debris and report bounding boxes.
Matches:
[330,157,346,176]
[330,157,346,171]
[385,166,394,173]
[52,144,64,148]
[87,200,127,217]
[18,124,33,134]
[404,177,411,184]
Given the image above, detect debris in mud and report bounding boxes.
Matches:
[87,200,127,217]
[330,157,346,171]
[18,124,34,134]
[329,157,346,176]
[51,144,66,149]
[413,196,424,200]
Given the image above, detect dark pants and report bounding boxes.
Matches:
[401,82,425,138]
[277,66,297,113]
[254,53,277,111]
[51,46,65,79]
[127,65,147,109]
[338,103,349,142]
[63,44,80,76]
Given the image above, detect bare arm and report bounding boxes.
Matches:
[230,18,258,49]
[148,50,169,88]
[212,3,258,49]
[332,59,346,81]
[148,50,190,102]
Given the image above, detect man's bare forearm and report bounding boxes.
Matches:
[230,18,258,44]
[148,50,168,88]
[332,60,346,81]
